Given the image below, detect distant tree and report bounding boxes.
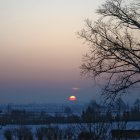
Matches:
[133,98,140,111]
[82,106,96,123]
[64,127,74,140]
[35,127,47,140]
[130,98,140,120]
[88,100,101,120]
[115,98,126,112]
[105,111,113,122]
[78,0,140,102]
[14,127,33,140]
[4,129,13,140]
[78,131,95,140]
[76,120,112,140]
[64,106,72,117]
[122,111,130,121]
[89,100,100,110]
[36,127,45,140]
[45,126,62,140]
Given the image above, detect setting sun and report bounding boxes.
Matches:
[69,95,77,101]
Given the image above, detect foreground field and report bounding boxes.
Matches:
[0,121,140,140]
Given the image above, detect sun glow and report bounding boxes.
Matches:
[69,95,77,101]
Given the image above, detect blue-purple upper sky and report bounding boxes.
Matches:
[0,0,138,104]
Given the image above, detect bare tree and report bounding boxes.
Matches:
[78,0,140,102]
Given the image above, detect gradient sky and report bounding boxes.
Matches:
[0,0,138,104]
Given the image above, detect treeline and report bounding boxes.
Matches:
[0,98,140,125]
[0,108,81,125]
[81,98,140,123]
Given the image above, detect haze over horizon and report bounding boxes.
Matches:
[0,0,139,104]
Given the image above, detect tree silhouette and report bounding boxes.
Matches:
[78,0,140,102]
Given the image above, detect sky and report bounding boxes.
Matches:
[0,0,138,104]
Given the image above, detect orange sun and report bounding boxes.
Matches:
[69,95,77,101]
